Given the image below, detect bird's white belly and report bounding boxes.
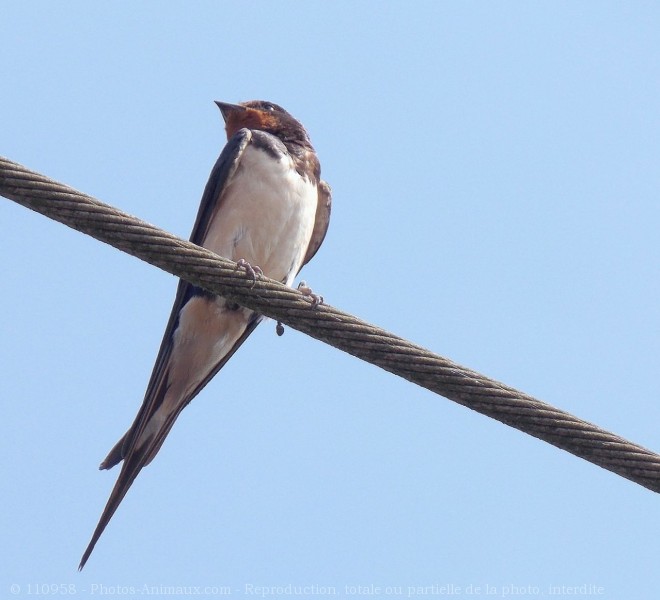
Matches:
[203,145,317,285]
[162,145,318,402]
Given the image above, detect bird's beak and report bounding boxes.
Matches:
[215,101,247,122]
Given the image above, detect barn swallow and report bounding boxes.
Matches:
[79,100,331,568]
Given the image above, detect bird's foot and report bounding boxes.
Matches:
[234,259,263,288]
[297,280,324,308]
[276,281,323,335]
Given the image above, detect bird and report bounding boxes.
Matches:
[79,100,331,569]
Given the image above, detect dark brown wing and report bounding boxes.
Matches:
[98,128,253,471]
[79,129,255,569]
[301,179,331,267]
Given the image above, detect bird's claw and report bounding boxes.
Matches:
[234,259,263,287]
[277,280,323,335]
[297,280,324,308]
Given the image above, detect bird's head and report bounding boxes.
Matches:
[215,100,311,146]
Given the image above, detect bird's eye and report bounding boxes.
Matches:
[263,103,275,112]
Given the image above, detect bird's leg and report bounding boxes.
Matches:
[297,280,324,308]
[234,259,263,288]
[276,280,323,335]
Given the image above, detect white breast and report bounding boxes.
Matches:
[203,144,318,285]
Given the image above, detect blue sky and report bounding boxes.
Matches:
[2,1,660,597]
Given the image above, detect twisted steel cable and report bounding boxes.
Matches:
[2,155,659,492]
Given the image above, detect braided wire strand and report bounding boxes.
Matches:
[2,155,660,492]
